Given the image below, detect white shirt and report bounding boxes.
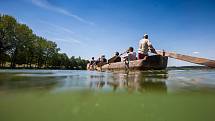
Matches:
[138,38,152,55]
[127,52,136,61]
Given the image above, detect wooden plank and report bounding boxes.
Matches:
[156,50,215,67]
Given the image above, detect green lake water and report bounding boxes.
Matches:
[0,69,215,121]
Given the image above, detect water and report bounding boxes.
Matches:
[0,69,215,121]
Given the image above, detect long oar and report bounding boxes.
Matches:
[155,50,215,68]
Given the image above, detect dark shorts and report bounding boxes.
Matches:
[138,53,147,59]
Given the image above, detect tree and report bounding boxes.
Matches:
[12,23,34,68]
[44,41,59,68]
[25,34,37,68]
[0,14,89,70]
[34,37,46,68]
[0,15,17,67]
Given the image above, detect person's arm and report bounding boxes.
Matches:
[149,45,157,54]
[138,40,143,52]
[147,39,157,54]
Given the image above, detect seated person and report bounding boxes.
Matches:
[88,57,96,70]
[95,57,101,65]
[124,47,137,61]
[90,57,95,65]
[108,52,121,63]
[100,55,107,63]
[113,52,121,62]
[97,55,107,67]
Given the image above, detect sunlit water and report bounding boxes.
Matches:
[0,69,215,121]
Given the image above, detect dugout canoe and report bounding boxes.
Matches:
[100,55,168,71]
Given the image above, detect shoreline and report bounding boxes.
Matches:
[0,66,214,70]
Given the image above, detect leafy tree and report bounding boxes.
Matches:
[0,14,17,67]
[13,23,34,67]
[44,41,59,68]
[0,14,89,70]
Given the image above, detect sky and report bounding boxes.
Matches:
[0,0,215,66]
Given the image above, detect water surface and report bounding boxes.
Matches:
[0,69,215,121]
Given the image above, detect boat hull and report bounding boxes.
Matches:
[101,55,168,71]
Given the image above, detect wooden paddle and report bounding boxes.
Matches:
[155,50,215,68]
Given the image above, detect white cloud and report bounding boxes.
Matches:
[54,38,82,45]
[38,20,74,35]
[37,20,87,45]
[31,0,94,25]
[193,51,200,54]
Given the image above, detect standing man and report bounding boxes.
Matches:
[138,34,157,60]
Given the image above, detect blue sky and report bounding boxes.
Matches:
[1,0,215,66]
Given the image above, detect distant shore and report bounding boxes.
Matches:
[167,66,214,70]
[0,66,213,70]
[0,62,87,70]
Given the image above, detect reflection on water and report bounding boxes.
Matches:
[167,70,215,93]
[0,69,215,93]
[89,70,168,93]
[53,70,168,93]
[0,73,60,90]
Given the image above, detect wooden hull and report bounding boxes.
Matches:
[100,55,168,71]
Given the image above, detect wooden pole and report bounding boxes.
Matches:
[156,50,215,68]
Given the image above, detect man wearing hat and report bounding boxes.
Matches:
[138,34,157,60]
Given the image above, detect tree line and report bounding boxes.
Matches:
[0,14,89,69]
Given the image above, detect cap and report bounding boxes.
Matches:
[144,34,148,37]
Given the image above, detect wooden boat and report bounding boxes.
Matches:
[88,50,215,71]
[88,55,168,71]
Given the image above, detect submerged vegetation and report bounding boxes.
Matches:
[0,14,88,69]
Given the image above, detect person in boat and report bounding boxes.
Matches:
[101,55,107,63]
[88,57,96,70]
[96,55,107,67]
[95,57,101,65]
[90,57,95,65]
[124,47,137,61]
[108,52,121,63]
[138,34,157,60]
